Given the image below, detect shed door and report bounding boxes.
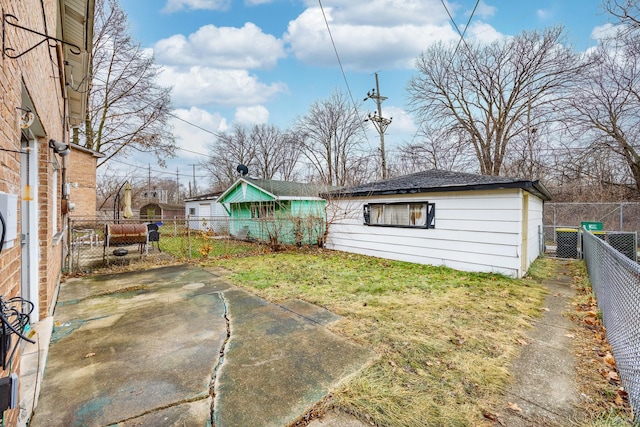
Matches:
[200,204,211,230]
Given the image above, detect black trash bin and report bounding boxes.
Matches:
[607,232,637,261]
[556,228,579,258]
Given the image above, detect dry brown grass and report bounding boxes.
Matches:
[566,261,635,426]
[208,248,549,426]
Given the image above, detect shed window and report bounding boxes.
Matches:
[364,202,435,228]
[251,203,275,219]
[189,208,196,215]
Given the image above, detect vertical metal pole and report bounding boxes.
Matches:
[364,73,391,180]
[374,73,387,179]
[187,215,192,259]
[553,204,557,243]
[620,202,623,231]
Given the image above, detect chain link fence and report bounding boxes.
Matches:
[544,202,640,243]
[551,228,638,261]
[67,215,326,274]
[544,202,640,260]
[583,230,640,421]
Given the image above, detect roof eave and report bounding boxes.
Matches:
[60,0,95,128]
[327,180,553,201]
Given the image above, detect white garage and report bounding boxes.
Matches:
[323,170,552,278]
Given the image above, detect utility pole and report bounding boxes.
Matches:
[364,72,392,179]
[175,167,180,203]
[188,164,197,197]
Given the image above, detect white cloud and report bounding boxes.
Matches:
[154,23,285,69]
[384,106,416,137]
[234,105,270,124]
[162,0,230,13]
[300,0,450,26]
[170,107,227,159]
[158,66,288,108]
[284,1,504,71]
[536,9,549,20]
[465,21,504,44]
[591,23,618,41]
[285,7,459,70]
[473,1,496,19]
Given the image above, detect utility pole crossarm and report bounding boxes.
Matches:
[364,72,392,179]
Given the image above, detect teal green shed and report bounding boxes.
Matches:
[217,178,328,245]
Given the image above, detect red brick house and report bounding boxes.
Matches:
[67,143,104,219]
[0,0,94,424]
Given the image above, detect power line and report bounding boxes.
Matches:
[107,158,210,179]
[316,0,375,153]
[168,112,220,137]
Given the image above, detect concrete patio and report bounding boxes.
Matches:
[23,265,372,427]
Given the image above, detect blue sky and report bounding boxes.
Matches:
[114,0,612,185]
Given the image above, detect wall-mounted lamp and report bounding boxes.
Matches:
[48,139,69,157]
[16,107,34,129]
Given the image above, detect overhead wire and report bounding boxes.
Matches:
[316,0,375,153]
[406,0,480,147]
[168,112,220,137]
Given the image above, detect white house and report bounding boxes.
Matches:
[323,170,552,278]
[184,192,229,233]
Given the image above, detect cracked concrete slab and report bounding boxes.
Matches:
[29,265,372,427]
[31,265,230,427]
[213,290,372,427]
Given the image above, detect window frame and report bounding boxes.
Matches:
[363,201,435,229]
[250,203,276,219]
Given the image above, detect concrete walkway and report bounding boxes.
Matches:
[25,265,372,427]
[497,258,584,426]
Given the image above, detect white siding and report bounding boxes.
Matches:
[325,189,544,278]
[185,199,229,232]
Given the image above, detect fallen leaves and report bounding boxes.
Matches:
[603,352,616,367]
[508,402,523,412]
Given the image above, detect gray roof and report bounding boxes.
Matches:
[139,202,185,210]
[243,178,329,198]
[184,191,223,202]
[325,170,552,201]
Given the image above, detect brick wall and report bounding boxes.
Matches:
[68,148,99,219]
[0,1,74,423]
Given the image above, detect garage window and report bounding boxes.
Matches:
[363,202,435,228]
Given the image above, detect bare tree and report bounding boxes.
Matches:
[250,124,303,181]
[563,39,640,193]
[408,27,583,176]
[396,125,473,173]
[604,0,640,28]
[83,0,176,167]
[295,90,366,186]
[201,124,255,189]
[278,131,304,182]
[96,166,145,213]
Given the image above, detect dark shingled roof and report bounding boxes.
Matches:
[325,170,552,201]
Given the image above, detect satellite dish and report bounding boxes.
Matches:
[237,164,249,176]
